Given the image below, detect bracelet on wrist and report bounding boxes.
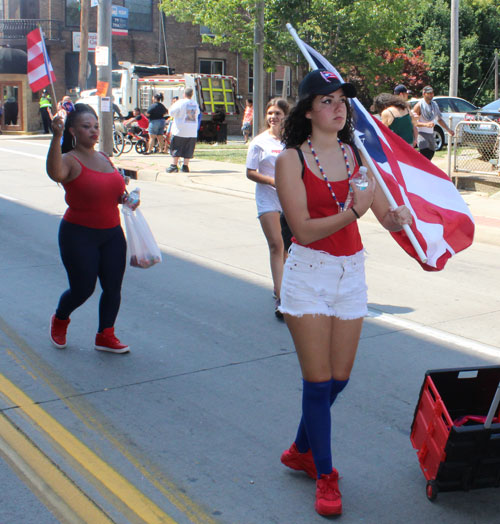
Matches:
[351,207,360,219]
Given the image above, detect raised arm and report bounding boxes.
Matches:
[46,115,76,183]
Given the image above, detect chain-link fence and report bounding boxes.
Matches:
[453,121,500,175]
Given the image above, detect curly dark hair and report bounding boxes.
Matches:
[61,103,98,153]
[372,93,409,114]
[282,94,354,149]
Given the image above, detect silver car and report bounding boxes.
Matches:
[463,98,500,160]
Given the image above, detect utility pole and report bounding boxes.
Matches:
[97,0,113,156]
[449,0,459,97]
[495,50,498,100]
[78,0,90,92]
[252,1,264,136]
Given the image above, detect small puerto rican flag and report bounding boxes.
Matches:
[26,27,56,92]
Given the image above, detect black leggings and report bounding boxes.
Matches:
[56,220,127,332]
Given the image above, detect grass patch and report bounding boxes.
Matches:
[195,143,248,164]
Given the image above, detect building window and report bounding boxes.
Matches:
[248,63,253,94]
[200,26,215,37]
[199,59,224,75]
[275,79,284,97]
[66,0,80,27]
[125,0,153,32]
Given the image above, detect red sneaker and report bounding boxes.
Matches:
[95,327,130,354]
[50,315,70,349]
[315,470,342,516]
[281,443,317,479]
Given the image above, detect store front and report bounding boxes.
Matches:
[0,47,40,133]
[1,81,23,131]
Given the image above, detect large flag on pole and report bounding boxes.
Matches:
[26,27,56,92]
[291,35,474,271]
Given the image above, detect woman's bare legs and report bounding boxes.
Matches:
[259,211,285,298]
[285,314,363,382]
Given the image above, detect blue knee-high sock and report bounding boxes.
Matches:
[294,378,349,454]
[298,379,333,477]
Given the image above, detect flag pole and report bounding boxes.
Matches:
[286,24,427,264]
[38,25,58,110]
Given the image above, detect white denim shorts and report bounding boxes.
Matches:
[279,243,368,319]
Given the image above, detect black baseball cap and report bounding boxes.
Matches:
[394,84,411,95]
[299,69,356,99]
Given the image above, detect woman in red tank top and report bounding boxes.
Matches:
[46,104,137,354]
[275,70,413,517]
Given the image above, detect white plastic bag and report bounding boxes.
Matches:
[122,206,162,269]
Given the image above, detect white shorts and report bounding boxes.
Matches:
[279,243,368,319]
[255,184,282,218]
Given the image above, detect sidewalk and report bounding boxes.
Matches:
[114,145,500,247]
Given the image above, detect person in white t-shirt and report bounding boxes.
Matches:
[166,87,201,173]
[246,97,290,319]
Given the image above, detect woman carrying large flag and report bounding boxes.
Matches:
[275,69,412,516]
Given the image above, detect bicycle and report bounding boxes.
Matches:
[112,129,125,157]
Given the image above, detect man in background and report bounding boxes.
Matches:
[413,85,454,160]
[123,108,149,135]
[39,90,53,134]
[394,84,411,101]
[166,87,200,173]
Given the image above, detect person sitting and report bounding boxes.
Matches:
[123,108,149,136]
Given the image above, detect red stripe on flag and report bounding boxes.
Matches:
[26,27,56,92]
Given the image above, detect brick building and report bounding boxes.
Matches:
[0,0,290,133]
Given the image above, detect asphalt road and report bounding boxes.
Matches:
[0,137,499,524]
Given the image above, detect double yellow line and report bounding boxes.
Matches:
[0,315,218,524]
[0,373,176,523]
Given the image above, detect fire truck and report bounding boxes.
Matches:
[78,61,240,142]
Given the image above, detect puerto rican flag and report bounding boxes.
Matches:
[302,41,474,271]
[26,27,56,92]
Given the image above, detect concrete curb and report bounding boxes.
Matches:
[134,167,254,200]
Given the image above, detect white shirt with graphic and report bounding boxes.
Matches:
[170,97,201,138]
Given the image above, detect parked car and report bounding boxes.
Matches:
[409,96,478,151]
[463,98,500,160]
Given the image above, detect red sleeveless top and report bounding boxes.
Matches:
[62,153,125,229]
[293,148,363,256]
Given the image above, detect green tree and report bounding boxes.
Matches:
[399,0,500,104]
[160,0,413,103]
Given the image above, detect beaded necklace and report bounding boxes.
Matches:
[307,136,352,212]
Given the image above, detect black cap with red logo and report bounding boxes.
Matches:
[299,69,356,99]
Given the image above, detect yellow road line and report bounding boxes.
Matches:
[0,373,177,524]
[0,413,113,524]
[0,316,217,524]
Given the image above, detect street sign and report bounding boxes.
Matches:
[111,5,128,36]
[95,45,109,66]
[72,32,98,52]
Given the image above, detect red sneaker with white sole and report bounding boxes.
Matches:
[95,327,129,354]
[50,315,70,349]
